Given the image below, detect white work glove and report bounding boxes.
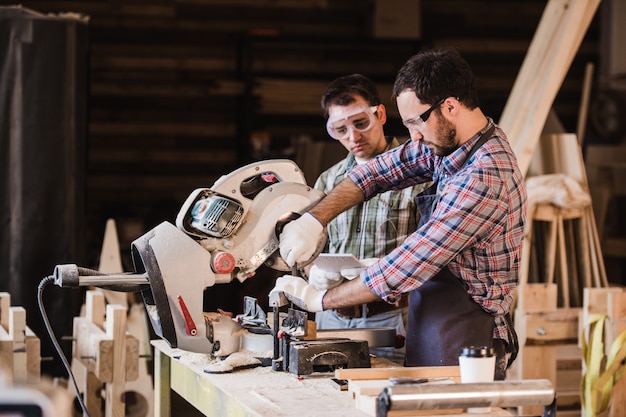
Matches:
[268,275,326,312]
[339,257,379,280]
[308,264,344,290]
[279,213,324,267]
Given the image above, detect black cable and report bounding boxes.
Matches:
[37,275,92,417]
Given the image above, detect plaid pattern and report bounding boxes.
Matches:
[315,138,427,260]
[348,120,527,343]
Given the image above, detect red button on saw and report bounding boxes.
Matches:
[212,252,236,274]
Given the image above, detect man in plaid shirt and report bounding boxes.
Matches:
[271,48,526,380]
[310,74,428,363]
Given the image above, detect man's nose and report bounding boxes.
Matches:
[348,127,361,142]
[410,129,423,142]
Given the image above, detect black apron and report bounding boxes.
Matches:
[406,125,509,367]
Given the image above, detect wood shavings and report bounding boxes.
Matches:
[173,349,214,366]
[204,351,262,374]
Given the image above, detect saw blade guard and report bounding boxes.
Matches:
[176,159,327,277]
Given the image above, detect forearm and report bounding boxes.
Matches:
[321,278,380,310]
[310,178,365,226]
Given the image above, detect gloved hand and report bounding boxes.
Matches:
[339,257,379,280]
[279,213,324,267]
[268,275,326,312]
[308,264,344,290]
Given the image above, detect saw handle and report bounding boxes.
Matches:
[274,211,301,241]
[275,212,304,274]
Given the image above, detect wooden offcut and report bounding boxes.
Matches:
[72,291,140,417]
[0,292,41,385]
[336,366,463,417]
[335,365,460,381]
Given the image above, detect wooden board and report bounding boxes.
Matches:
[499,0,601,177]
[335,365,460,381]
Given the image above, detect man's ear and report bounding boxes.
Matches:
[442,97,459,116]
[377,103,388,124]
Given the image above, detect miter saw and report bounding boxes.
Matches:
[50,159,326,355]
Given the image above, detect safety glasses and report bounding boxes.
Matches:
[402,98,445,131]
[326,105,379,140]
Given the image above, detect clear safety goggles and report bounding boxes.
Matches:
[326,105,379,140]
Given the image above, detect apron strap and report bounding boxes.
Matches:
[460,125,495,170]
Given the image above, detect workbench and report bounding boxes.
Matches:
[153,339,372,417]
[152,340,515,417]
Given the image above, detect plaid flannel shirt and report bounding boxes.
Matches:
[315,138,428,261]
[348,120,527,342]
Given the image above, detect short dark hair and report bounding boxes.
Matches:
[321,74,381,117]
[392,47,480,109]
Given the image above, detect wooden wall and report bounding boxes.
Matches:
[10,0,600,269]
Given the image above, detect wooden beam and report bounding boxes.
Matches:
[499,0,601,177]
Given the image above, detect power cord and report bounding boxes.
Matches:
[37,275,92,417]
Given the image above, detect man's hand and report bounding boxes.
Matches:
[279,213,324,267]
[268,275,326,312]
[308,264,344,290]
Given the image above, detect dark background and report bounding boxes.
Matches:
[11,0,602,266]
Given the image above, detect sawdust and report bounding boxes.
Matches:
[173,349,214,366]
[204,351,262,373]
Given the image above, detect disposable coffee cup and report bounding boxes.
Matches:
[459,346,495,413]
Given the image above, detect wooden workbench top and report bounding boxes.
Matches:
[152,340,514,417]
[153,339,372,417]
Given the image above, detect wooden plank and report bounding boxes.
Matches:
[9,307,27,384]
[0,328,13,384]
[349,379,464,416]
[516,309,580,345]
[517,283,558,313]
[25,328,41,384]
[72,317,139,383]
[576,62,594,145]
[335,366,460,381]
[0,293,9,330]
[556,211,571,307]
[349,378,459,397]
[512,280,562,415]
[513,345,557,416]
[528,134,588,186]
[500,0,601,177]
[154,347,171,417]
[105,305,127,417]
[0,294,40,385]
[86,290,106,329]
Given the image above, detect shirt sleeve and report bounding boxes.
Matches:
[348,140,436,200]
[363,166,509,303]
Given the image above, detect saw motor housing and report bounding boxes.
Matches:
[130,159,326,353]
